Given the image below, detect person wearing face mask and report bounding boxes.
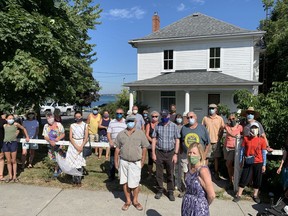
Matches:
[223,113,243,189]
[142,110,150,128]
[181,142,215,216]
[151,109,180,201]
[179,112,210,197]
[0,111,7,182]
[107,108,127,181]
[169,104,177,122]
[131,105,145,131]
[3,114,30,182]
[233,122,267,204]
[202,104,224,180]
[98,110,111,160]
[114,115,149,211]
[21,110,39,170]
[145,111,159,179]
[87,106,102,156]
[42,112,65,178]
[66,111,88,186]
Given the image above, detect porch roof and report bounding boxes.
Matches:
[124,71,261,87]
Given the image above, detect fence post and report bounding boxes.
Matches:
[233,137,242,192]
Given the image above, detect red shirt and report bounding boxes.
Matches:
[242,136,266,163]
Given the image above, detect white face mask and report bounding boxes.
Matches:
[47,118,55,125]
[251,128,259,136]
[189,118,195,125]
[132,110,138,114]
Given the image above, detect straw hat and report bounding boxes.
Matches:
[240,107,260,119]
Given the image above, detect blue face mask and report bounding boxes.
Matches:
[209,109,215,115]
[247,114,254,120]
[116,113,123,119]
[127,122,135,129]
[161,117,170,124]
[143,114,148,117]
[92,110,98,115]
[189,118,195,125]
[176,118,182,124]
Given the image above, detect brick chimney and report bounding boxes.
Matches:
[152,12,160,32]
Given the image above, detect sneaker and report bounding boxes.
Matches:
[233,195,241,202]
[154,192,163,199]
[168,193,175,201]
[253,196,261,204]
[178,192,184,198]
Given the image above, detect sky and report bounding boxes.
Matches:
[90,0,266,94]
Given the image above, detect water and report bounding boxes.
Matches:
[90,94,116,107]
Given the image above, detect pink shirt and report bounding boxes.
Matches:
[224,124,243,148]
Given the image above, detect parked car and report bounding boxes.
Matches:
[40,102,74,116]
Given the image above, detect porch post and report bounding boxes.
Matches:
[185,90,190,115]
[129,90,134,113]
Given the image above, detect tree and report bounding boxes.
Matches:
[234,82,288,148]
[260,0,288,92]
[0,0,102,113]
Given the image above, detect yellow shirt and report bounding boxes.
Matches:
[202,115,224,143]
[88,113,102,135]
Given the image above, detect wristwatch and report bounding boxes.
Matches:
[174,152,178,155]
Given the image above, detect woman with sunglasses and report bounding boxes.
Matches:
[145,111,159,179]
[223,113,243,189]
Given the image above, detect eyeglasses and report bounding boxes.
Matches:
[152,116,158,118]
[116,113,123,115]
[229,118,235,121]
[187,116,194,119]
[208,108,215,110]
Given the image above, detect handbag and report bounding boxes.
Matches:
[245,155,255,165]
[82,123,92,157]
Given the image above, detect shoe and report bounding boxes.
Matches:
[28,164,33,168]
[154,192,163,199]
[178,192,184,198]
[168,193,175,201]
[253,196,261,204]
[233,195,241,202]
[133,203,143,211]
[121,202,131,211]
[214,172,221,180]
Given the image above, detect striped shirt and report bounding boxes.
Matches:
[107,118,127,141]
[152,121,180,151]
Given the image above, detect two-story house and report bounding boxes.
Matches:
[124,12,264,121]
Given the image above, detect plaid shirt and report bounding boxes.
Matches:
[152,121,180,151]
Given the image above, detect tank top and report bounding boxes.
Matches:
[4,124,18,142]
[99,118,110,136]
[148,122,156,141]
[88,113,101,135]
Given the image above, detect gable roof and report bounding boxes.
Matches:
[124,71,261,87]
[129,13,264,44]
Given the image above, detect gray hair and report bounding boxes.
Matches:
[150,110,160,116]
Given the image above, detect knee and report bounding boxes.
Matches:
[11,158,16,164]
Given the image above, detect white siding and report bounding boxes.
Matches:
[137,37,255,81]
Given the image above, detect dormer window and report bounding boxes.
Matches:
[209,47,220,69]
[164,50,173,70]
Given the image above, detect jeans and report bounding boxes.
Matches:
[109,148,115,179]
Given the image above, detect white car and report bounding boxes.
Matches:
[40,102,74,116]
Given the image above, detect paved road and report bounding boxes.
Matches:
[0,183,269,216]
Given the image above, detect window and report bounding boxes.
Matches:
[164,50,173,70]
[161,91,175,110]
[208,94,220,105]
[209,47,220,69]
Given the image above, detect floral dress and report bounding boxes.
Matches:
[181,166,209,216]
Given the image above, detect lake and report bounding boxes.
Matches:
[90,94,116,107]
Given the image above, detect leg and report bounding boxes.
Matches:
[0,152,4,179]
[214,157,219,174]
[21,148,27,169]
[226,159,234,184]
[11,151,17,179]
[98,147,103,159]
[252,163,263,198]
[105,147,110,160]
[155,150,164,193]
[29,149,35,166]
[123,183,132,204]
[147,149,153,177]
[109,148,115,180]
[4,152,12,179]
[165,152,175,194]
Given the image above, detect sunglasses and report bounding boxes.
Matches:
[116,113,123,115]
[152,116,158,118]
[187,116,194,119]
[229,118,235,121]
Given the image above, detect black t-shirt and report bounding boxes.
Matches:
[0,119,7,143]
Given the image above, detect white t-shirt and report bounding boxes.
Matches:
[23,120,39,138]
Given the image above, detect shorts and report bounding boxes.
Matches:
[223,147,235,161]
[89,134,99,142]
[22,143,39,150]
[119,159,141,188]
[2,141,18,152]
[206,141,222,158]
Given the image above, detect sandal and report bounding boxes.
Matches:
[13,178,19,183]
[28,164,33,168]
[121,202,131,211]
[5,178,13,183]
[133,203,143,211]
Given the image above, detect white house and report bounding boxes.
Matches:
[124,12,264,121]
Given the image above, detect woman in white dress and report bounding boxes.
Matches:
[67,111,88,186]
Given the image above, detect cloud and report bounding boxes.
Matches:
[177,3,186,11]
[191,0,205,4]
[105,6,145,20]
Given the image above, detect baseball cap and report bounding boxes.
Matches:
[250,122,259,128]
[208,104,217,108]
[125,115,136,122]
[160,109,169,117]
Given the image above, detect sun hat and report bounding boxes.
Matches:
[240,107,260,119]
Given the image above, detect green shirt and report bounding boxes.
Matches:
[4,124,17,142]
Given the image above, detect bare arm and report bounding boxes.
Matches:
[82,124,89,148]
[141,148,147,168]
[199,167,215,205]
[277,150,287,174]
[86,114,91,124]
[114,147,120,169]
[98,118,106,129]
[15,123,30,141]
[107,132,114,148]
[69,126,78,150]
[172,138,180,164]
[145,124,152,143]
[152,137,157,161]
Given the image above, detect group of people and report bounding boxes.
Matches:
[0,103,285,216]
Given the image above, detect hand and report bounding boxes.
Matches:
[50,140,56,147]
[77,146,83,153]
[25,137,30,142]
[54,138,59,143]
[277,168,281,174]
[115,162,119,170]
[141,160,145,168]
[152,153,157,162]
[109,141,114,148]
[262,166,266,173]
[172,154,177,164]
